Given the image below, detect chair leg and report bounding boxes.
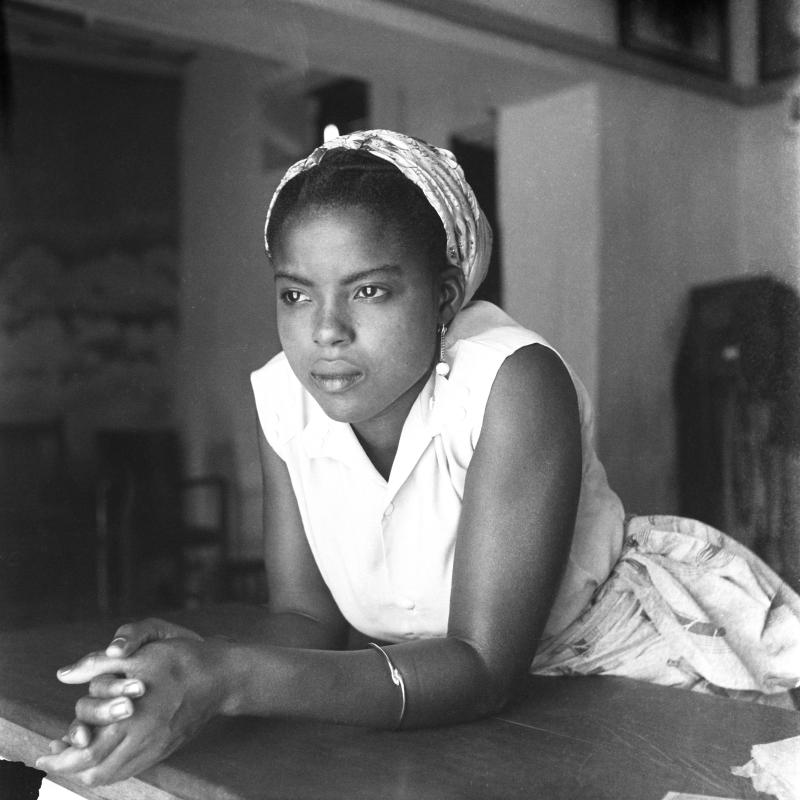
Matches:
[95,480,111,616]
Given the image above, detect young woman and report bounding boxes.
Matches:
[38,130,800,787]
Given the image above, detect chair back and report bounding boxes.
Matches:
[0,418,68,527]
[95,428,184,614]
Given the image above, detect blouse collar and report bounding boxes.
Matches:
[298,368,470,495]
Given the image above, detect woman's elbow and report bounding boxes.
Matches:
[453,638,522,718]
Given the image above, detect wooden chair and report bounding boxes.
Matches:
[0,419,94,627]
[95,429,229,616]
[0,418,68,521]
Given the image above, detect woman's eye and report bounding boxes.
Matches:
[355,285,387,300]
[281,289,309,305]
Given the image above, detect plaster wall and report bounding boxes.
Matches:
[497,85,601,404]
[178,48,306,554]
[595,73,798,512]
[735,103,800,289]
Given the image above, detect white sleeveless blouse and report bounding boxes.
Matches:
[251,302,625,641]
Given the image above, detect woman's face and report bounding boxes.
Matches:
[272,205,445,446]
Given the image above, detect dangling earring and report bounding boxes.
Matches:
[436,323,450,377]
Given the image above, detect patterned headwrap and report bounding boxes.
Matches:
[264,129,492,306]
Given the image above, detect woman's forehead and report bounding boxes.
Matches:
[276,206,422,260]
[272,210,439,289]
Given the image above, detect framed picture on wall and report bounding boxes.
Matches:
[619,0,729,78]
[759,0,800,80]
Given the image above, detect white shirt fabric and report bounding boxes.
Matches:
[251,302,625,643]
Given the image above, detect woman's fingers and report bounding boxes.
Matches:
[89,675,145,699]
[69,732,169,787]
[39,695,174,786]
[106,618,203,658]
[36,724,127,776]
[57,652,129,685]
[63,720,91,748]
[43,635,214,786]
[75,696,133,726]
[55,617,205,686]
[106,620,159,658]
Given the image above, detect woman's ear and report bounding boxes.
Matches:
[438,265,465,326]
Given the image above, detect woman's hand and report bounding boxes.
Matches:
[36,633,228,787]
[105,617,205,658]
[49,618,204,754]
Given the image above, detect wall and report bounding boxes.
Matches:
[594,72,799,512]
[178,47,312,556]
[736,102,800,287]
[498,84,601,403]
[596,77,741,511]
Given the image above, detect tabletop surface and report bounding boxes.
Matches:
[1,604,798,800]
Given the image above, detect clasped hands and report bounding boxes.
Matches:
[36,619,226,787]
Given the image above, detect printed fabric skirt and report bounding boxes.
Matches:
[530,515,800,707]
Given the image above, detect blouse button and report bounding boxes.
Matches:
[398,597,415,610]
[384,503,394,517]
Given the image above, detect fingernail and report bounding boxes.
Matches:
[106,637,126,654]
[110,698,131,720]
[57,664,73,677]
[122,680,144,697]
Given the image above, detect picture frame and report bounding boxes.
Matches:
[619,0,729,78]
[759,0,800,81]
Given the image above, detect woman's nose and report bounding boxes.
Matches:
[313,302,354,346]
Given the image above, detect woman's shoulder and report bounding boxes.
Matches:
[251,351,314,453]
[444,302,593,443]
[447,302,566,400]
[448,301,554,355]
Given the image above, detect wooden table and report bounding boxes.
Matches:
[1,605,798,800]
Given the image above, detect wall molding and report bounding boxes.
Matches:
[382,0,794,106]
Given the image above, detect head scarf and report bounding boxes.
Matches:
[264,129,492,306]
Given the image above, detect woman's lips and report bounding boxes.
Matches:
[310,367,363,393]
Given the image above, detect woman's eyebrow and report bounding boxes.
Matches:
[273,269,312,286]
[342,265,403,284]
[273,265,403,286]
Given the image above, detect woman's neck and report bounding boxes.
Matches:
[350,368,432,481]
[351,430,396,481]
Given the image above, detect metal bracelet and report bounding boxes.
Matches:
[368,642,407,730]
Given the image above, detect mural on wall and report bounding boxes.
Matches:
[1,53,181,475]
[0,243,178,421]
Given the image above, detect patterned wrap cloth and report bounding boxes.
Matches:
[532,516,800,706]
[264,129,492,305]
[265,128,800,705]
